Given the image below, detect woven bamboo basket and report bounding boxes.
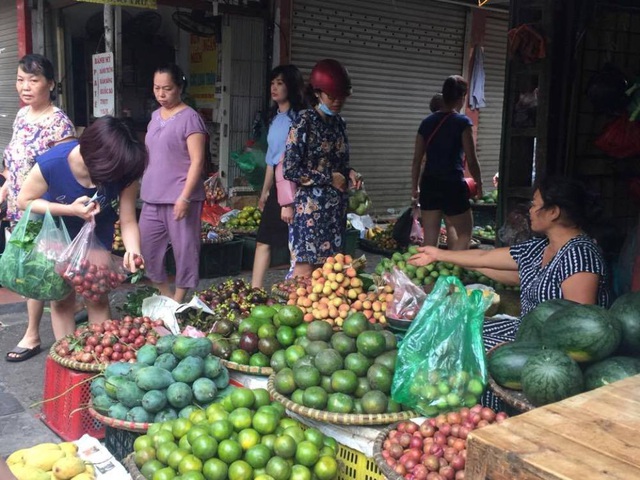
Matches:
[486,343,535,412]
[220,358,273,376]
[49,342,106,372]
[372,422,409,480]
[124,454,145,480]
[267,375,418,426]
[88,406,151,433]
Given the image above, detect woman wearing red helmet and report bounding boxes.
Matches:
[411,75,483,250]
[283,59,362,278]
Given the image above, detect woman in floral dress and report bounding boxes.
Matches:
[283,59,361,278]
[2,54,75,362]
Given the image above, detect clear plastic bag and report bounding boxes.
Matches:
[56,218,128,303]
[204,173,228,204]
[0,206,72,300]
[347,183,371,216]
[391,275,492,416]
[383,267,427,320]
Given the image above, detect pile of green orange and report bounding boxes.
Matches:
[208,305,308,370]
[133,387,340,480]
[272,314,406,415]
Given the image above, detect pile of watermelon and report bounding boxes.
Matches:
[488,292,640,407]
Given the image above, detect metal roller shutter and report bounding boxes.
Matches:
[291,0,467,213]
[476,12,508,190]
[0,2,19,152]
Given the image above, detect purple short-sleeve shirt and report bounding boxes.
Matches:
[141,106,207,203]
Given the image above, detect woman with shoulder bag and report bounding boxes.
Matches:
[411,75,482,250]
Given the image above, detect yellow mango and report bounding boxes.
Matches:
[6,448,28,465]
[25,449,66,471]
[52,456,86,480]
[58,442,78,456]
[70,473,95,480]
[9,464,50,480]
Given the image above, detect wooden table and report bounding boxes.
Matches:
[466,375,640,480]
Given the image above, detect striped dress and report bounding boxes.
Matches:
[481,234,610,409]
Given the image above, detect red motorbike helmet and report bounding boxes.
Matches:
[309,59,352,98]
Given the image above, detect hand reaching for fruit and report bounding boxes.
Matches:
[123,253,146,284]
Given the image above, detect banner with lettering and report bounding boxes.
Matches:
[77,0,157,9]
[189,34,218,115]
[92,52,114,118]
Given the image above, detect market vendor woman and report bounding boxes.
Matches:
[409,176,611,347]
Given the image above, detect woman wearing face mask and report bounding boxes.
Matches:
[251,65,305,288]
[3,54,75,362]
[283,59,362,278]
[139,64,207,303]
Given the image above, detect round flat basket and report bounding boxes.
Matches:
[88,406,150,433]
[220,358,273,376]
[123,454,145,480]
[267,375,418,426]
[358,238,395,257]
[372,422,410,480]
[486,343,535,413]
[270,286,290,302]
[385,315,413,332]
[49,342,106,372]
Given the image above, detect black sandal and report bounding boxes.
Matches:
[5,345,41,363]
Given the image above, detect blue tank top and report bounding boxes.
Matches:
[37,140,122,248]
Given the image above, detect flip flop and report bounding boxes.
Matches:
[5,345,41,363]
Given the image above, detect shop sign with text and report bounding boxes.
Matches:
[77,0,156,9]
[93,52,114,118]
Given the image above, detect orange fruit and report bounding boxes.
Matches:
[172,418,193,440]
[295,440,320,467]
[290,464,312,480]
[209,419,234,441]
[313,455,339,480]
[152,429,175,448]
[228,460,254,480]
[266,456,291,480]
[178,454,203,474]
[140,459,163,479]
[217,439,243,464]
[152,466,177,480]
[244,444,272,469]
[134,434,153,452]
[187,425,210,445]
[237,428,261,450]
[134,447,156,468]
[252,410,278,435]
[273,434,296,459]
[191,435,218,461]
[231,388,256,409]
[167,448,190,471]
[202,458,228,480]
[253,388,271,408]
[229,407,253,431]
[156,442,178,464]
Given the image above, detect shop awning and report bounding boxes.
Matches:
[76,0,157,9]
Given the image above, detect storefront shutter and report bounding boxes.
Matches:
[476,12,508,189]
[0,2,19,152]
[290,0,467,213]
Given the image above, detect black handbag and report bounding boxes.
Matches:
[392,207,415,247]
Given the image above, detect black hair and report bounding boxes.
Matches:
[18,54,56,101]
[305,84,320,107]
[442,75,468,106]
[154,63,188,93]
[429,93,444,113]
[535,176,604,237]
[267,64,306,124]
[80,116,147,188]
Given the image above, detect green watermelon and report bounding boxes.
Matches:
[515,299,576,343]
[609,292,640,354]
[583,356,640,391]
[521,349,584,406]
[540,304,622,362]
[488,342,543,390]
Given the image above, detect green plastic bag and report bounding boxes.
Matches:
[230,146,266,190]
[0,205,72,300]
[391,275,491,416]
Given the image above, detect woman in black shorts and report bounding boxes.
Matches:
[410,76,483,250]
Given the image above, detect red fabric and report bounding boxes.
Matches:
[201,203,230,226]
[594,113,640,159]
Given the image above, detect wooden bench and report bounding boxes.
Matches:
[466,375,640,479]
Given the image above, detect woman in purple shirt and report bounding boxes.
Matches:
[139,64,207,302]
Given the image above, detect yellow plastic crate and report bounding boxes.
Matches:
[336,442,385,480]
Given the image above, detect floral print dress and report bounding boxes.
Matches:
[2,106,75,223]
[283,108,351,265]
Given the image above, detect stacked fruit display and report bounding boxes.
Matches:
[271,276,312,299]
[91,335,230,423]
[200,223,233,244]
[207,304,307,369]
[374,246,464,289]
[364,224,398,251]
[283,253,392,326]
[488,293,640,407]
[133,387,340,480]
[225,206,261,233]
[472,224,496,243]
[112,220,124,252]
[6,441,94,480]
[53,316,160,364]
[194,278,271,325]
[272,315,405,415]
[379,405,508,480]
[469,189,498,205]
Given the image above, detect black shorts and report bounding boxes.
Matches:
[255,183,289,248]
[419,176,470,216]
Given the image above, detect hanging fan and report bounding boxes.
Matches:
[172,10,218,37]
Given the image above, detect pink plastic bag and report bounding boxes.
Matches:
[410,215,423,245]
[275,160,297,206]
[383,267,428,320]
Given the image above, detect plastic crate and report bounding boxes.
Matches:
[104,426,141,462]
[335,442,385,480]
[239,235,291,271]
[41,356,105,441]
[166,239,244,278]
